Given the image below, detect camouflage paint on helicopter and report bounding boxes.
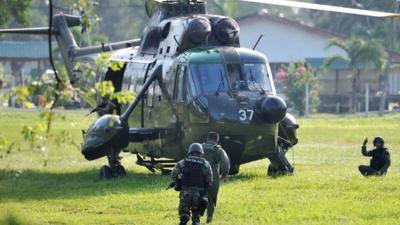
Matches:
[117,45,293,175]
[0,0,299,178]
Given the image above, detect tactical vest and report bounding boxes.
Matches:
[181,156,207,189]
[203,144,220,167]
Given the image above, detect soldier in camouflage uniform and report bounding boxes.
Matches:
[171,143,213,225]
[202,132,230,223]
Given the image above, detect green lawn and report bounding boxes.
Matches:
[0,109,399,225]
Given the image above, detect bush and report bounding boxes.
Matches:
[276,62,319,115]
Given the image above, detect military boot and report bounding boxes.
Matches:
[192,216,200,225]
[180,214,190,225]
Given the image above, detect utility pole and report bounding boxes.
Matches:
[305,81,310,117]
[365,83,369,116]
[379,0,400,116]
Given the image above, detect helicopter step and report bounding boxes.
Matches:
[266,143,294,177]
[136,154,177,174]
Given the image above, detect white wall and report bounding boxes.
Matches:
[238,17,346,63]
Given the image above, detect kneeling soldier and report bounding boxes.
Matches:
[359,136,391,176]
[172,143,213,225]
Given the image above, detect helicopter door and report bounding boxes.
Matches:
[173,65,188,122]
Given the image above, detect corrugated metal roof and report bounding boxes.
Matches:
[0,41,49,59]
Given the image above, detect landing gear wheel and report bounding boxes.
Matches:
[267,164,280,177]
[99,165,113,179]
[114,165,126,177]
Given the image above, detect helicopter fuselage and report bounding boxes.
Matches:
[81,6,298,175]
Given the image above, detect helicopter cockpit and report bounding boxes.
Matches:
[189,62,274,96]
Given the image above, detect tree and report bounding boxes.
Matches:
[325,37,387,113]
[0,0,32,28]
[309,0,394,42]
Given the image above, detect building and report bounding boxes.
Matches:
[0,41,49,87]
[237,12,400,112]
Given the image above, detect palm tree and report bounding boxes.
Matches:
[325,37,387,113]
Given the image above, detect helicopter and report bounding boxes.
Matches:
[1,0,399,179]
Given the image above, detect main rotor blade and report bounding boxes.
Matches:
[241,0,400,18]
[0,27,53,35]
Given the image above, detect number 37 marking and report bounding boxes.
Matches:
[239,109,254,121]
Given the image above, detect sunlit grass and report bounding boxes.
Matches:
[0,109,399,225]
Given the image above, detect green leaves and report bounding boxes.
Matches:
[0,0,32,28]
[325,37,387,71]
[0,136,14,158]
[277,62,319,115]
[95,81,115,97]
[85,81,135,105]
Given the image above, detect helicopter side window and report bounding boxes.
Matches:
[174,65,187,101]
[189,64,228,95]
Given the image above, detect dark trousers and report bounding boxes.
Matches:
[358,165,379,176]
[207,179,219,219]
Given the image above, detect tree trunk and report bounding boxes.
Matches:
[379,63,391,116]
[350,69,359,113]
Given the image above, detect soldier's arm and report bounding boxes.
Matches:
[205,161,213,186]
[218,148,231,177]
[361,146,374,157]
[171,162,182,182]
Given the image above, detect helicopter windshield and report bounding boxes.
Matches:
[189,63,272,96]
[227,63,272,92]
[189,64,229,95]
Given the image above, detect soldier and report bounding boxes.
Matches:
[202,131,230,224]
[171,143,213,225]
[358,136,391,176]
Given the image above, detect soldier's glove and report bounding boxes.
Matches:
[363,138,368,147]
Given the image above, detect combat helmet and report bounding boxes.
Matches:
[188,143,204,155]
[373,136,384,146]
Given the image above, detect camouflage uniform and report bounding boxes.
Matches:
[172,155,213,225]
[202,143,230,222]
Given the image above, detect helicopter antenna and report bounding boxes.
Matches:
[48,0,62,109]
[252,34,265,50]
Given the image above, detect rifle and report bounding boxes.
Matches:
[166,179,182,191]
[166,181,176,190]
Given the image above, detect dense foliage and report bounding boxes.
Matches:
[276,62,319,115]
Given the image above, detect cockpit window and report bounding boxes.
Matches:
[228,63,272,92]
[189,63,272,96]
[189,64,229,95]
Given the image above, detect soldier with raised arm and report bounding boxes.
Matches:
[358,136,391,176]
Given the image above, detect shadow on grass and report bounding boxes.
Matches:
[0,168,171,202]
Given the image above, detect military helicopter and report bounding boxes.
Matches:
[1,0,399,179]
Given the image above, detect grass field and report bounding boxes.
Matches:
[0,109,399,225]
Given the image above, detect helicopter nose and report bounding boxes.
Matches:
[258,96,287,123]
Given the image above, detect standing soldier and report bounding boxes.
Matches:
[358,136,391,176]
[202,131,230,223]
[171,143,213,225]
